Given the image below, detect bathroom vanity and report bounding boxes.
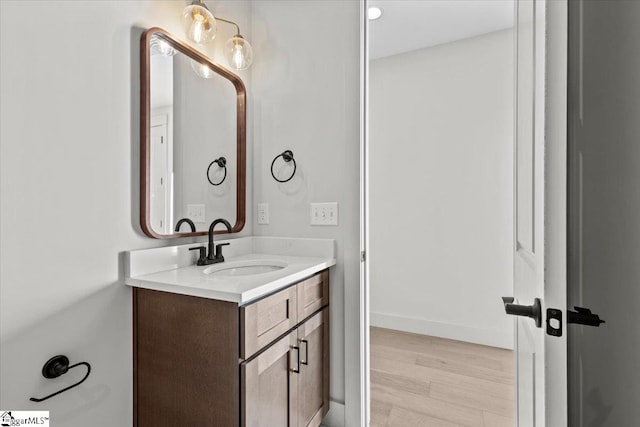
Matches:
[125,237,335,427]
[133,27,334,426]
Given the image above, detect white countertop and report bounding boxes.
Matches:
[124,237,336,305]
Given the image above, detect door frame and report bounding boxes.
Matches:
[537,0,569,424]
[356,0,369,426]
[357,1,569,426]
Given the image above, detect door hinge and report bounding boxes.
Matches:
[546,306,605,337]
[360,251,366,262]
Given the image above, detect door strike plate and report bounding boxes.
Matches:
[546,308,563,337]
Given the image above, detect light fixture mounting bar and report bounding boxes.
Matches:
[216,17,241,36]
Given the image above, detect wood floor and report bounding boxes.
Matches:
[370,327,514,427]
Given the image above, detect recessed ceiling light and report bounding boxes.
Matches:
[368,7,382,20]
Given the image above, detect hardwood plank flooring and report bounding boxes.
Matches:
[370,327,514,427]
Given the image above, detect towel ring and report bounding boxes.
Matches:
[270,150,296,183]
[207,157,227,186]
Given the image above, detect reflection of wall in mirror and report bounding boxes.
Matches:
[173,53,237,232]
[150,54,174,234]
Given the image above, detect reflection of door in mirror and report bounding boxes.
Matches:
[150,53,174,234]
[150,114,172,234]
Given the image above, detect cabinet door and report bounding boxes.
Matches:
[297,308,330,427]
[241,331,299,427]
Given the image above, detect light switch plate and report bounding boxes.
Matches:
[310,202,338,226]
[187,204,205,223]
[257,203,269,225]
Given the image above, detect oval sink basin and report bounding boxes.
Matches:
[203,260,288,277]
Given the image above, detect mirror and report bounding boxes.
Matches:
[140,27,246,238]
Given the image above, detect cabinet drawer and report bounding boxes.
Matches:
[241,285,298,359]
[297,270,329,321]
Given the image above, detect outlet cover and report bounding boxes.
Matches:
[257,203,269,225]
[186,204,205,223]
[310,202,338,226]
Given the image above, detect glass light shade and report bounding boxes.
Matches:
[181,3,217,44]
[224,36,253,70]
[190,59,216,79]
[150,36,176,56]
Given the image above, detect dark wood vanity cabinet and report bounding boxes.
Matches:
[133,269,330,427]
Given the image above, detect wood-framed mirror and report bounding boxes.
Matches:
[140,27,246,238]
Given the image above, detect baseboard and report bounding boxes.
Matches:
[370,311,513,349]
[321,400,345,427]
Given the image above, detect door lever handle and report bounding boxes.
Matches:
[568,306,605,327]
[502,297,542,328]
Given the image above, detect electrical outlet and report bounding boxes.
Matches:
[257,203,269,225]
[187,204,205,223]
[310,202,338,226]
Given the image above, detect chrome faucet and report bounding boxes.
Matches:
[189,218,232,266]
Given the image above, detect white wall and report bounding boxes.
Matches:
[369,30,514,349]
[250,1,361,425]
[0,1,252,425]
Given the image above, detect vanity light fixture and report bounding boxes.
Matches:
[181,0,253,70]
[368,6,383,20]
[218,17,253,71]
[181,0,217,45]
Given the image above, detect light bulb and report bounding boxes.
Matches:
[181,2,217,44]
[224,35,253,70]
[150,37,176,57]
[190,59,215,79]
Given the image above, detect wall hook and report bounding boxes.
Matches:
[207,157,227,186]
[270,150,297,183]
[29,355,91,403]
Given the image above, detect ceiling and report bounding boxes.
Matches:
[369,0,514,59]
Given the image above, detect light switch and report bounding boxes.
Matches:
[310,202,338,226]
[257,203,269,225]
[187,204,205,223]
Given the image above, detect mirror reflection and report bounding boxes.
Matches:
[145,32,241,236]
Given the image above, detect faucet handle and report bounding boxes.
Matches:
[214,242,230,259]
[189,246,207,265]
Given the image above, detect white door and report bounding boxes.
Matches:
[150,115,170,234]
[510,0,568,426]
[567,1,640,425]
